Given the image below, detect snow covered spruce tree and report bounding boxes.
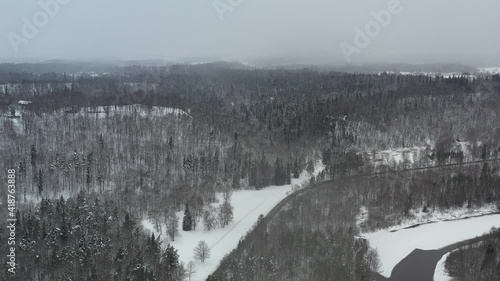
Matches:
[194,240,211,263]
[182,204,193,231]
[218,187,234,227]
[218,199,234,227]
[273,157,290,186]
[306,159,315,174]
[126,253,156,281]
[162,244,184,281]
[293,158,301,179]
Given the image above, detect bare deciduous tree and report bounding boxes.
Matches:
[186,261,197,281]
[193,240,211,263]
[165,210,179,241]
[203,205,218,231]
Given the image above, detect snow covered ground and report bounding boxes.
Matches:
[433,251,453,281]
[385,203,498,232]
[478,67,500,74]
[389,72,477,80]
[1,109,24,135]
[363,146,426,166]
[75,105,190,118]
[363,140,477,168]
[364,214,500,277]
[142,162,324,281]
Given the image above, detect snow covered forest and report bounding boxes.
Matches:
[444,228,500,281]
[1,63,500,281]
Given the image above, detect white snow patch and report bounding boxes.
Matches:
[478,67,500,74]
[364,146,427,166]
[23,190,72,204]
[364,214,500,278]
[456,141,470,160]
[11,118,23,135]
[394,72,476,80]
[2,109,24,135]
[142,162,325,281]
[388,204,498,232]
[71,105,190,118]
[433,251,453,281]
[356,206,369,230]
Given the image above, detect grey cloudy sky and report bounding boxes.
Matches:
[1,0,499,66]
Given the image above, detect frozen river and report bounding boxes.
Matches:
[364,213,500,279]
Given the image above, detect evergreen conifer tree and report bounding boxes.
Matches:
[182,204,193,231]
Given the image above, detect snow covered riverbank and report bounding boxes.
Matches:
[433,251,453,281]
[385,203,498,232]
[364,214,500,278]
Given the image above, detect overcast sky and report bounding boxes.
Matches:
[1,0,499,66]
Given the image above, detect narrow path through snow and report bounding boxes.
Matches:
[143,163,324,281]
[209,190,281,250]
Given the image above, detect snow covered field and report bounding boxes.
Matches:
[364,214,500,277]
[142,162,324,281]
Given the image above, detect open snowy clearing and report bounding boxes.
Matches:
[364,214,500,277]
[363,146,427,166]
[363,141,475,168]
[143,162,324,281]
